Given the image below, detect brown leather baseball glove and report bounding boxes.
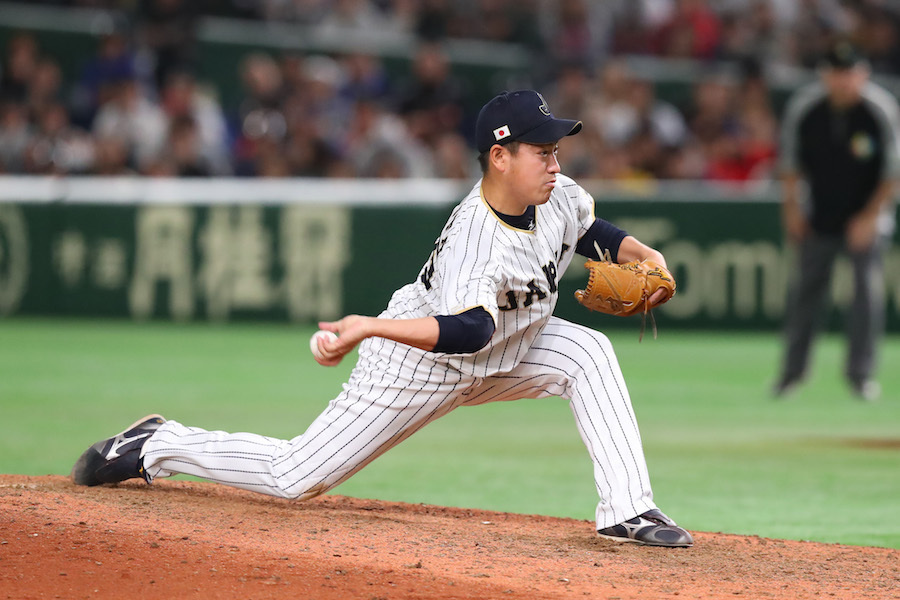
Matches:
[574,259,676,318]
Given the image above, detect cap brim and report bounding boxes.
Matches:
[821,60,863,70]
[517,118,583,145]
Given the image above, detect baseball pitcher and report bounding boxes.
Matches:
[72,90,692,547]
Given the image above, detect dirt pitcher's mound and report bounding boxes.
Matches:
[1,475,897,600]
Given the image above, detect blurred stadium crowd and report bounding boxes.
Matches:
[1,0,899,182]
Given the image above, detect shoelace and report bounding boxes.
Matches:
[639,304,659,343]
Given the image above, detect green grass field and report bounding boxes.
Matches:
[1,318,898,549]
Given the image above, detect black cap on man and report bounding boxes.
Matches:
[476,90,582,155]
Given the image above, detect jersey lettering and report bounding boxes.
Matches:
[420,262,435,290]
[498,291,518,312]
[541,260,558,294]
[523,279,547,307]
[499,266,556,312]
[420,237,447,291]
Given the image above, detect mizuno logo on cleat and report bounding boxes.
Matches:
[621,518,652,538]
[106,432,152,459]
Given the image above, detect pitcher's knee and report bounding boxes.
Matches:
[273,467,346,500]
[590,330,614,352]
[575,330,616,369]
[270,477,331,500]
[295,481,330,501]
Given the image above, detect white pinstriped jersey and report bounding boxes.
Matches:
[142,172,660,527]
[381,174,596,377]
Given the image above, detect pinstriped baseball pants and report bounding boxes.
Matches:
[142,317,656,529]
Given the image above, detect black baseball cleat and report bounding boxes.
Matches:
[597,509,694,547]
[71,414,166,486]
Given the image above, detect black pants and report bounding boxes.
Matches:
[779,232,887,384]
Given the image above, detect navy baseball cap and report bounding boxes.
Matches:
[821,40,865,70]
[475,90,583,154]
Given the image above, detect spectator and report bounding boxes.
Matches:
[92,76,168,170]
[718,1,780,67]
[72,30,148,128]
[165,114,211,177]
[544,62,593,121]
[395,42,467,146]
[253,138,292,177]
[539,0,596,69]
[345,98,434,178]
[582,66,687,180]
[137,0,200,89]
[237,52,284,116]
[91,136,135,175]
[160,70,232,175]
[739,104,777,178]
[649,0,722,60]
[382,0,418,33]
[450,0,540,46]
[0,101,33,173]
[282,118,344,177]
[594,141,659,190]
[584,59,638,146]
[27,58,64,122]
[685,72,739,147]
[704,128,754,182]
[629,78,688,150]
[556,120,602,179]
[142,155,179,177]
[338,53,391,103]
[23,102,94,175]
[415,0,453,40]
[8,0,900,182]
[232,53,287,176]
[785,0,845,69]
[300,55,353,143]
[278,53,308,99]
[658,139,707,179]
[0,33,39,103]
[610,2,653,55]
[854,5,900,76]
[431,131,474,179]
[625,125,667,178]
[698,57,777,183]
[280,55,352,175]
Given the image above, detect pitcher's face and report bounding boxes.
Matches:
[507,142,561,207]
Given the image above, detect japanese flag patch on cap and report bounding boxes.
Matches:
[475,90,582,154]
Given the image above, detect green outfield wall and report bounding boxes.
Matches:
[0,177,898,330]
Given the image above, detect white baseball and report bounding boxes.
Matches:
[310,330,338,360]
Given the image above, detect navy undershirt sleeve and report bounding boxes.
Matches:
[432,306,496,354]
[575,218,628,262]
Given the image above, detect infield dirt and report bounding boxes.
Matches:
[1,475,896,599]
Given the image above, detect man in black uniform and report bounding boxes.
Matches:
[775,41,899,401]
